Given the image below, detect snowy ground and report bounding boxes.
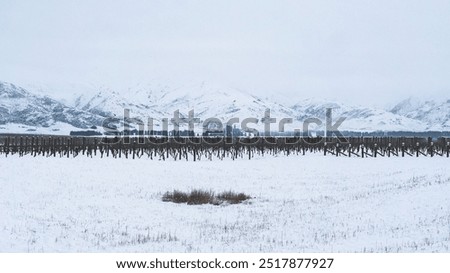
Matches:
[0,154,449,252]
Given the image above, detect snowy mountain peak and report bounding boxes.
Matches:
[0,82,28,99]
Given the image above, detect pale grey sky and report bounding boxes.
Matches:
[1,0,450,105]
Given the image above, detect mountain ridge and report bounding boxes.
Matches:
[1,80,449,134]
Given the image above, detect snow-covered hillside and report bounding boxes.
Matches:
[73,81,449,133]
[391,98,450,131]
[1,80,449,134]
[0,82,103,134]
[69,82,299,131]
[292,98,430,132]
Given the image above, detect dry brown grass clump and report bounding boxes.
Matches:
[162,189,251,205]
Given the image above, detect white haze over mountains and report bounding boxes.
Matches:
[1,0,450,107]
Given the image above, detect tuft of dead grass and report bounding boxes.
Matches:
[162,189,251,205]
[216,191,251,204]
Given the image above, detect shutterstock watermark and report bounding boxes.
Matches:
[100,108,347,145]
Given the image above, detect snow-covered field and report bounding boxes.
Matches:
[0,155,449,252]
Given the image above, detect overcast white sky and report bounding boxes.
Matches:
[1,0,450,105]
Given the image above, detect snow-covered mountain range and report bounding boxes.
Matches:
[1,80,449,135]
[0,82,104,134]
[391,98,450,131]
